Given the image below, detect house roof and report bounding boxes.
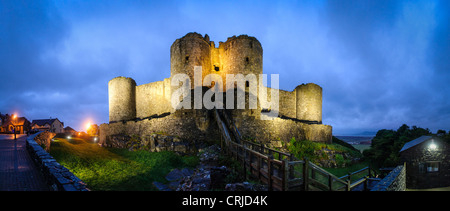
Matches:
[1,117,29,127]
[64,126,76,132]
[400,136,433,152]
[31,118,60,126]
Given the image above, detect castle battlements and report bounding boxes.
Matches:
[101,33,332,151]
[109,33,323,123]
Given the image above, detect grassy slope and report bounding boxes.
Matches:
[49,137,198,191]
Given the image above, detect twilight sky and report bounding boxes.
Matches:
[1,0,449,135]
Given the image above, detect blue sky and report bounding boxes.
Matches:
[1,0,449,134]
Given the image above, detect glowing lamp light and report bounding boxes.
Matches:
[67,136,71,139]
[429,143,437,150]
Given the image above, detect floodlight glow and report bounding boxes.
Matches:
[429,143,437,150]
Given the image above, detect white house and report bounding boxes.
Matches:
[31,118,64,133]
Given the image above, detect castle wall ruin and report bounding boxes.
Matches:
[101,32,332,151]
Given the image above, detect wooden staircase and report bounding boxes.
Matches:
[212,108,377,191]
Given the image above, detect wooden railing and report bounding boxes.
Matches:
[213,108,374,191]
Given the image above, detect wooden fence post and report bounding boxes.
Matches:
[346,180,351,191]
[268,155,273,191]
[363,176,368,191]
[243,146,247,180]
[257,156,261,181]
[328,175,333,191]
[303,158,309,191]
[283,160,289,191]
[289,154,294,179]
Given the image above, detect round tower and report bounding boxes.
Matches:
[295,83,322,122]
[108,77,136,122]
[220,35,263,111]
[220,35,263,77]
[170,32,212,89]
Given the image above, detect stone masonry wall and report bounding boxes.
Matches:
[100,111,221,152]
[371,164,406,191]
[136,80,171,118]
[26,132,89,191]
[234,114,332,144]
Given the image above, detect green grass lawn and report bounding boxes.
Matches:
[324,161,371,178]
[49,137,199,191]
[351,144,371,153]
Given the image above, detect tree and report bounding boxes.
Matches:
[437,129,446,136]
[87,124,99,136]
[364,124,431,168]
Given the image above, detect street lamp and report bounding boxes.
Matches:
[12,114,17,140]
[86,122,91,132]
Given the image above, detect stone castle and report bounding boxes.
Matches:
[99,33,332,152]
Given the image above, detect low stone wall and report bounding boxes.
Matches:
[33,131,55,152]
[26,132,89,191]
[234,115,332,144]
[100,108,332,155]
[99,111,221,150]
[371,164,406,191]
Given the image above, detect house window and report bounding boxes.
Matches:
[427,162,439,172]
[420,162,440,173]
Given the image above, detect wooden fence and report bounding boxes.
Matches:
[214,109,374,191]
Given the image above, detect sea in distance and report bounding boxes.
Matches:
[335,135,374,153]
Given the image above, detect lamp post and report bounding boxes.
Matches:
[12,114,17,140]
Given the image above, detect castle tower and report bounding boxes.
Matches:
[295,83,322,123]
[220,35,263,77]
[108,77,136,122]
[170,32,212,89]
[220,35,263,92]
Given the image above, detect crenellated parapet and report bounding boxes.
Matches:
[104,32,331,145]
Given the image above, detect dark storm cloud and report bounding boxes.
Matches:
[0,1,70,117]
[318,0,450,134]
[0,0,125,129]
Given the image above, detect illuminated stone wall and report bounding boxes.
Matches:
[263,87,297,119]
[233,113,332,143]
[136,79,171,118]
[100,107,332,151]
[103,33,331,148]
[99,110,221,149]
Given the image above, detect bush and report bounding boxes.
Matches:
[287,138,321,160]
[287,137,362,168]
